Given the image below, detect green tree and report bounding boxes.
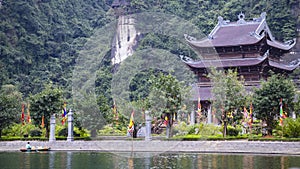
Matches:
[148,73,189,138]
[0,85,22,138]
[253,73,295,136]
[209,69,247,137]
[29,84,63,137]
[293,92,300,117]
[75,92,106,137]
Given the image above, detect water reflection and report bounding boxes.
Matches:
[0,152,300,169]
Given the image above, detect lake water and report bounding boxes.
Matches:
[0,151,300,169]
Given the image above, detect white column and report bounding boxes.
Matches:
[145,111,152,141]
[208,104,212,124]
[49,114,56,142]
[190,110,195,125]
[67,109,74,142]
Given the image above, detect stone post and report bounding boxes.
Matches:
[190,110,195,125]
[49,114,56,142]
[67,109,74,142]
[145,110,152,141]
[207,105,212,124]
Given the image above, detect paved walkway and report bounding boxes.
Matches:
[0,140,299,155]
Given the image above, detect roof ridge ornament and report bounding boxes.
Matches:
[237,12,246,24]
[218,16,230,26]
[260,12,266,20]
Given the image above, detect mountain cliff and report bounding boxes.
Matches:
[0,0,299,97]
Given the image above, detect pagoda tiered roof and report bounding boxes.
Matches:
[185,12,296,51]
[182,53,300,72]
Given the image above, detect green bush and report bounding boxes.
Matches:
[227,126,240,136]
[58,128,80,137]
[2,123,40,137]
[173,121,190,136]
[283,118,300,138]
[98,125,126,136]
[173,122,222,137]
[29,129,42,137]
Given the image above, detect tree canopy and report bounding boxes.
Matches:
[253,73,295,135]
[148,72,190,138]
[0,85,22,137]
[209,68,248,137]
[29,84,63,137]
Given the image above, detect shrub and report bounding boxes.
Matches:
[173,121,189,136]
[98,125,126,136]
[173,122,222,137]
[283,118,300,138]
[58,128,80,137]
[29,129,42,137]
[2,123,36,137]
[227,126,240,136]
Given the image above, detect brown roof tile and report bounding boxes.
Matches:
[184,54,267,68]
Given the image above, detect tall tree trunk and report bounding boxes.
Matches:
[266,117,273,136]
[91,129,97,138]
[166,113,172,138]
[223,121,227,138]
[46,126,49,138]
[0,129,2,138]
[133,125,138,138]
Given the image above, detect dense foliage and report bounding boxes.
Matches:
[208,69,248,137]
[0,85,22,137]
[0,0,298,98]
[282,118,300,138]
[253,73,295,135]
[0,0,298,138]
[29,84,63,137]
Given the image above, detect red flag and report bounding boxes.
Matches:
[279,98,286,126]
[21,104,25,125]
[249,103,253,126]
[41,115,45,128]
[62,102,67,125]
[27,103,31,123]
[197,96,201,116]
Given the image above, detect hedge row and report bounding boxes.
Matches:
[0,137,91,141]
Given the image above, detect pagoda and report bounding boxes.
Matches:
[182,12,299,123]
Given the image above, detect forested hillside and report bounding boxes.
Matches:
[0,0,299,98]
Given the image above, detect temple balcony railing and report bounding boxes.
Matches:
[196,80,261,88]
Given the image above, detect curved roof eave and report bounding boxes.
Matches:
[185,34,264,48]
[268,59,300,71]
[183,54,268,68]
[267,39,296,51]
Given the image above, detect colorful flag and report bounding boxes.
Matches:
[113,101,119,121]
[279,99,284,126]
[227,111,233,118]
[248,103,253,126]
[128,110,134,133]
[279,99,286,126]
[21,104,25,125]
[197,96,201,116]
[62,102,67,125]
[41,115,45,128]
[27,103,31,123]
[243,107,248,120]
[164,115,168,126]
